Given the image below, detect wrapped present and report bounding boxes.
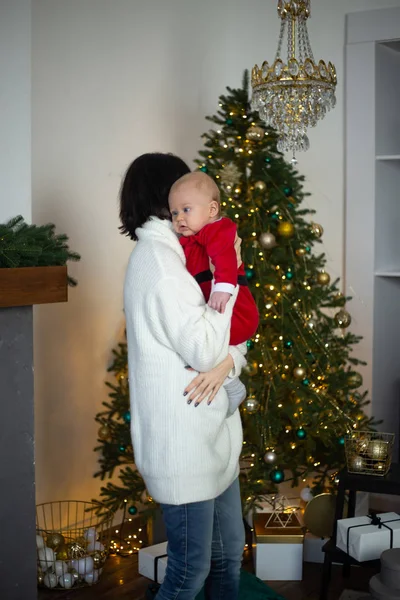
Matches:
[252,512,304,581]
[337,512,400,562]
[138,541,168,584]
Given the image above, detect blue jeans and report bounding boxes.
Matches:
[156,478,245,600]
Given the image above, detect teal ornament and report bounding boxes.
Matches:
[123,411,131,423]
[271,213,279,220]
[288,202,295,209]
[286,271,294,280]
[246,340,255,350]
[245,268,255,280]
[284,340,293,349]
[200,166,208,173]
[128,505,137,516]
[296,428,307,440]
[302,378,310,386]
[306,245,311,253]
[270,468,285,484]
[338,436,345,446]
[226,118,233,125]
[119,444,126,453]
[265,157,272,163]
[283,186,292,196]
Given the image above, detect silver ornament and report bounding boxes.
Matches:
[264,451,277,464]
[293,366,307,380]
[349,455,365,472]
[254,180,267,192]
[259,232,277,249]
[243,397,259,413]
[367,440,389,461]
[306,318,317,330]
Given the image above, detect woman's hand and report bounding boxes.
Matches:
[184,354,234,407]
[209,234,242,274]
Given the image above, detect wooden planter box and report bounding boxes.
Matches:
[0,266,68,308]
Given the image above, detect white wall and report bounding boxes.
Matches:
[32,0,400,504]
[0,0,31,223]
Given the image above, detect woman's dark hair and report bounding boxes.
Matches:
[119,153,190,240]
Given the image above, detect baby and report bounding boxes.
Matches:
[169,171,259,416]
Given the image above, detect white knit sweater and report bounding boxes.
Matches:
[124,217,244,505]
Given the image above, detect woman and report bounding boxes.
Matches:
[119,153,246,600]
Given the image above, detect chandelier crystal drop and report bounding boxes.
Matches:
[251,0,337,158]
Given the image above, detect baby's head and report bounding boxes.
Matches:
[168,171,220,236]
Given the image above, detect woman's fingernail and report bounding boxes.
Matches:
[187,399,192,405]
[183,391,188,396]
[207,401,212,405]
[195,402,199,407]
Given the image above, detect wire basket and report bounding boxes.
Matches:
[345,431,395,476]
[36,500,114,589]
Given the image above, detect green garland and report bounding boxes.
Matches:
[0,215,81,286]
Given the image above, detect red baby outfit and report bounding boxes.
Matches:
[180,217,259,346]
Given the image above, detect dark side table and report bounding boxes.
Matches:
[320,463,400,600]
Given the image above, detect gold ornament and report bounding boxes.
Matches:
[243,397,259,413]
[356,437,369,455]
[311,222,324,238]
[68,541,86,559]
[303,493,336,538]
[374,462,386,473]
[98,425,111,441]
[91,550,107,569]
[348,455,365,472]
[335,309,352,328]
[219,162,241,187]
[259,232,277,249]
[348,372,363,389]
[244,361,258,376]
[367,440,389,461]
[246,125,265,141]
[317,271,330,285]
[296,247,306,257]
[55,543,69,561]
[46,532,65,550]
[37,572,44,586]
[293,366,306,380]
[254,180,267,192]
[277,221,295,238]
[283,282,293,292]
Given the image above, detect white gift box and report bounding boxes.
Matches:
[253,513,304,581]
[138,541,168,584]
[337,512,400,562]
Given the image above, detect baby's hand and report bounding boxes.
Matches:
[209,291,231,314]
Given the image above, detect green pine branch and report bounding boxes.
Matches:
[0,215,80,285]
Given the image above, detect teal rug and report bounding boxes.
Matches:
[195,569,286,599]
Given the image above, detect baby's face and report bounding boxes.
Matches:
[169,184,216,236]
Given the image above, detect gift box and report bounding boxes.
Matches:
[252,512,304,580]
[337,512,400,562]
[138,541,168,584]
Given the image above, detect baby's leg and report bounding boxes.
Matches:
[225,377,246,417]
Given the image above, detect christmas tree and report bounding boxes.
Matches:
[93,72,375,523]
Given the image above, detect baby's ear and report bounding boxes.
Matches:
[210,201,219,217]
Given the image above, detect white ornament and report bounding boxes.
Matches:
[84,569,99,585]
[87,541,105,553]
[38,547,55,571]
[300,487,314,502]
[77,556,94,575]
[43,573,58,588]
[54,560,68,577]
[84,527,97,542]
[59,573,75,589]
[36,535,45,549]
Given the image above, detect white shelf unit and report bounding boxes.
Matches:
[346,8,400,458]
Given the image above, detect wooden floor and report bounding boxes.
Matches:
[38,549,377,600]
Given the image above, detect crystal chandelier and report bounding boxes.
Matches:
[251,0,337,160]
